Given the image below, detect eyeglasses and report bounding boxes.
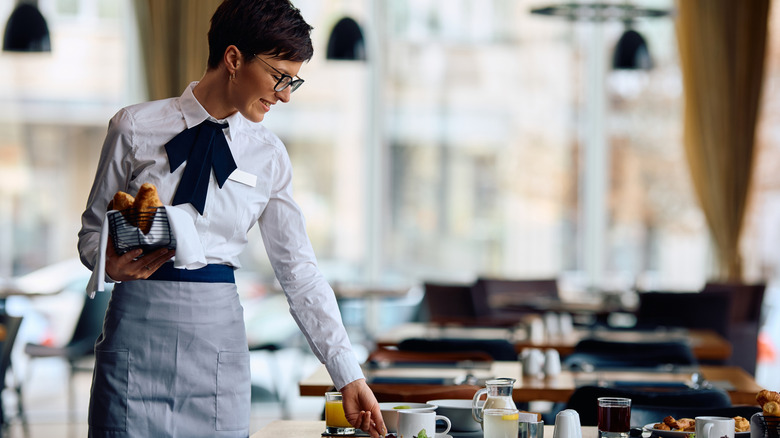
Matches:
[254,55,304,93]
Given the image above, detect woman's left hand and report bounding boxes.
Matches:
[104,236,175,281]
[340,379,386,438]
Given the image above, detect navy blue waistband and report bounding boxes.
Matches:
[146,263,235,283]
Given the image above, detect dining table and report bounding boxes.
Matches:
[299,361,763,405]
[250,421,599,438]
[374,322,733,362]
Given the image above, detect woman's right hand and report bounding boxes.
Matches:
[105,236,175,281]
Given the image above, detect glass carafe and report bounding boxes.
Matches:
[472,377,517,427]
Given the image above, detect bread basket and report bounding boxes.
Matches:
[752,414,780,438]
[108,207,176,255]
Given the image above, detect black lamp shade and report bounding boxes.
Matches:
[3,3,51,52]
[613,29,651,70]
[326,17,365,61]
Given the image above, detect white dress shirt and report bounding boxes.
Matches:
[78,82,363,389]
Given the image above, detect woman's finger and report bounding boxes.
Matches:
[135,248,174,276]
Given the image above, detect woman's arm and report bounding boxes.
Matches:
[78,109,175,278]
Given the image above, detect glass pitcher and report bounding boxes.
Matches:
[472,377,517,427]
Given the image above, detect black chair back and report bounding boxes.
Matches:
[68,289,111,356]
[0,315,23,384]
[398,338,518,361]
[636,291,732,338]
[703,282,765,374]
[563,339,697,370]
[422,282,479,324]
[471,277,558,317]
[0,314,23,427]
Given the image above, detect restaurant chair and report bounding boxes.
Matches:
[421,282,480,325]
[24,288,111,422]
[367,346,494,366]
[562,339,697,370]
[471,277,559,318]
[558,385,733,427]
[397,338,518,361]
[703,282,765,374]
[635,290,732,339]
[0,314,25,434]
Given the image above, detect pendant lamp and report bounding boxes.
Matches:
[3,2,51,52]
[613,27,652,70]
[326,17,366,61]
[530,2,669,71]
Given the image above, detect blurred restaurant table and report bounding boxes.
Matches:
[374,322,732,362]
[250,421,599,438]
[299,362,762,405]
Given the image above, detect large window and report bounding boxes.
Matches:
[0,0,139,277]
[266,0,707,291]
[3,0,778,293]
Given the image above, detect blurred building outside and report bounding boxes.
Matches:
[0,0,779,390]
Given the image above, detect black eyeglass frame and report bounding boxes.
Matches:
[254,55,304,93]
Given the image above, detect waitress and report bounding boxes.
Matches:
[77,0,386,437]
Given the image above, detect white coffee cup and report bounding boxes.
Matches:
[544,349,562,376]
[544,312,560,337]
[529,318,546,343]
[559,312,574,336]
[522,348,545,377]
[397,410,451,438]
[696,416,735,438]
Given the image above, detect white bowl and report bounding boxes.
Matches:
[379,402,438,433]
[426,399,482,432]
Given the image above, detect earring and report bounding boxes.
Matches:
[229,71,235,81]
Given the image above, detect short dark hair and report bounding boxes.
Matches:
[207,0,314,69]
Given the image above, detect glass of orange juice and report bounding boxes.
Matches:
[325,392,355,435]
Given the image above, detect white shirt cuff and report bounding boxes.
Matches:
[325,351,365,390]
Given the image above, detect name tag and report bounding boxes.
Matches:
[228,169,257,187]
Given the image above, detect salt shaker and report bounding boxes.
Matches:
[554,409,583,438]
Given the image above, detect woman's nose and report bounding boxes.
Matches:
[275,87,292,103]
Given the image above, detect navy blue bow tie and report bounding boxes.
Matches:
[165,120,237,215]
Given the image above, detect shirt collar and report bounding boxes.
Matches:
[180,81,243,142]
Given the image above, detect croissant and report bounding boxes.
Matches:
[132,183,163,234]
[734,416,750,432]
[108,191,134,211]
[676,418,695,431]
[757,390,780,407]
[765,401,780,416]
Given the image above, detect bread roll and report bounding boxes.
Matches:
[108,191,135,223]
[757,390,780,407]
[734,416,750,432]
[132,183,163,234]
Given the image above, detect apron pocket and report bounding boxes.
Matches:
[89,349,129,431]
[216,351,250,431]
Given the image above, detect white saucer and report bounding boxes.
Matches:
[435,434,453,438]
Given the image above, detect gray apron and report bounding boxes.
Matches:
[87,268,250,438]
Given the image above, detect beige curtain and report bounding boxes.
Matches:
[134,0,222,101]
[675,0,771,281]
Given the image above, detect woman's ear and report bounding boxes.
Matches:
[223,45,243,74]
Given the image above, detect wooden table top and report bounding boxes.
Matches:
[374,323,732,361]
[299,362,762,405]
[250,421,599,438]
